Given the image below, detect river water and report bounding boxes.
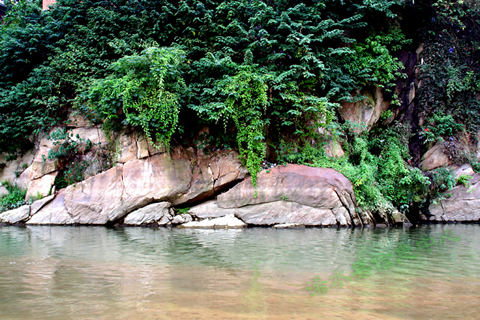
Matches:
[0,224,479,319]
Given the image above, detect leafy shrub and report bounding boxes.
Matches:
[457,174,473,188]
[0,181,26,212]
[79,46,186,150]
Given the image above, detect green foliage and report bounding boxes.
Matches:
[27,191,44,204]
[0,181,26,212]
[54,159,91,190]
[1,0,411,173]
[79,46,186,149]
[421,113,465,143]
[430,167,456,197]
[280,122,432,214]
[175,207,191,215]
[417,0,480,137]
[457,174,473,188]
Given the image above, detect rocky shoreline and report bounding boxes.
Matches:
[1,119,480,227]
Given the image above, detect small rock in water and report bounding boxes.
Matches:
[179,214,246,229]
[272,223,305,229]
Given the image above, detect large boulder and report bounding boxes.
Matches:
[25,172,57,200]
[338,87,390,133]
[171,149,248,205]
[123,202,172,225]
[427,173,480,222]
[122,153,192,211]
[64,165,125,224]
[0,205,31,224]
[27,190,74,225]
[215,164,368,226]
[421,140,450,171]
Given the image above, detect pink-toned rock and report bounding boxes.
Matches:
[421,140,449,171]
[218,164,351,209]
[428,173,480,222]
[136,134,150,159]
[0,185,8,198]
[339,87,390,133]
[30,194,55,216]
[25,172,57,200]
[0,205,30,224]
[0,151,35,182]
[16,166,33,189]
[122,153,192,211]
[64,165,125,224]
[66,111,93,127]
[216,164,366,225]
[27,191,74,225]
[123,202,172,225]
[115,133,138,163]
[172,150,248,205]
[69,126,107,145]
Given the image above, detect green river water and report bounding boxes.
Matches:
[0,224,479,319]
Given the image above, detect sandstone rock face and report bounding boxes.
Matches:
[2,143,248,226]
[188,200,234,219]
[171,214,193,224]
[16,166,33,189]
[115,133,138,164]
[64,165,125,224]
[234,201,338,226]
[421,141,449,171]
[0,151,35,182]
[0,205,31,224]
[323,138,345,158]
[123,202,172,225]
[27,191,74,225]
[30,194,55,215]
[214,165,367,226]
[427,174,480,222]
[180,214,246,228]
[69,126,107,145]
[25,172,57,200]
[172,150,248,205]
[339,87,390,133]
[122,154,192,211]
[451,163,474,179]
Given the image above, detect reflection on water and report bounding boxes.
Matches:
[0,225,479,319]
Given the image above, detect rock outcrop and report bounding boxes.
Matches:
[427,173,480,222]
[0,205,30,224]
[339,87,391,133]
[123,202,172,225]
[20,148,247,225]
[421,140,450,171]
[186,165,371,227]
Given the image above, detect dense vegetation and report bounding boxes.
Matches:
[1,0,479,219]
